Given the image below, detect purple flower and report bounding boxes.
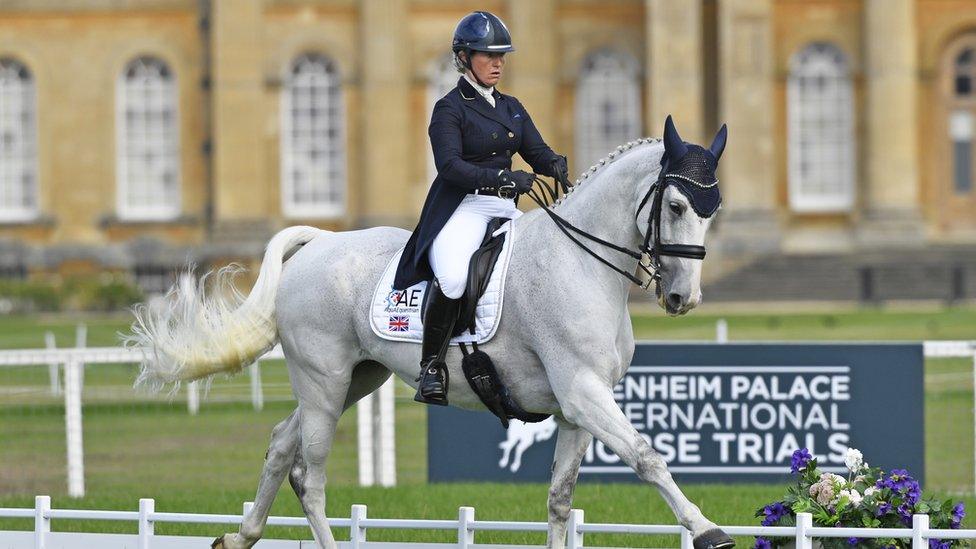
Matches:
[876,502,892,517]
[929,539,951,549]
[791,448,813,473]
[754,537,772,549]
[762,502,788,527]
[951,502,965,529]
[847,537,860,546]
[897,503,914,526]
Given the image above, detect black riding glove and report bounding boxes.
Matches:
[551,155,570,185]
[498,169,535,195]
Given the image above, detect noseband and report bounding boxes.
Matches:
[527,156,714,290]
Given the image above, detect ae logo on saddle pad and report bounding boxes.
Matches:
[428,343,924,483]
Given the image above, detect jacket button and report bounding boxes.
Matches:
[492,132,498,139]
[491,151,497,156]
[508,132,514,138]
[505,150,511,156]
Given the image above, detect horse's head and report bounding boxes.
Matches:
[637,115,727,316]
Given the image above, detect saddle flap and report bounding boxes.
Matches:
[456,217,509,335]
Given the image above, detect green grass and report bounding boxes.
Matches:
[0,308,975,544]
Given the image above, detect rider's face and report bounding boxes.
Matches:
[467,51,505,87]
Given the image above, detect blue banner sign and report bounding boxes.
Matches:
[428,343,923,483]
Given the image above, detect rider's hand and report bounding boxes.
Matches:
[498,169,535,195]
[551,155,570,185]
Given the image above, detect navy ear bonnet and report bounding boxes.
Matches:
[660,115,726,218]
[666,145,721,218]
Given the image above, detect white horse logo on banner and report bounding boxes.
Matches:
[498,417,558,473]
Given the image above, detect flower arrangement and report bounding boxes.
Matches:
[754,448,965,549]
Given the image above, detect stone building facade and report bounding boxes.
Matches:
[0,0,974,296]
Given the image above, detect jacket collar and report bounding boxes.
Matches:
[457,77,514,133]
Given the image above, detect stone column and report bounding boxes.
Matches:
[358,0,412,228]
[211,0,270,246]
[646,0,704,143]
[506,0,558,153]
[715,0,779,254]
[858,0,924,246]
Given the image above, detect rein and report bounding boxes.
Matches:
[524,159,707,290]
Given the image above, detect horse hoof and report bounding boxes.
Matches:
[211,535,226,549]
[694,528,735,549]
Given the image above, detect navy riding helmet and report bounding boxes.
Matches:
[452,11,516,57]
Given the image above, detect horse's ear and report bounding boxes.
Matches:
[663,114,688,160]
[709,123,728,161]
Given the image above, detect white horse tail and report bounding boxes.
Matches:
[126,225,322,389]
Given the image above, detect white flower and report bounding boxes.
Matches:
[839,489,863,505]
[845,448,864,472]
[864,486,878,497]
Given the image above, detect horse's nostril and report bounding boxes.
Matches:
[667,293,683,309]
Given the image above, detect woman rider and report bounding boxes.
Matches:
[393,11,570,406]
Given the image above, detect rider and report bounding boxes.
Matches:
[393,10,570,406]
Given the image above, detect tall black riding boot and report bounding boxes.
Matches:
[414,280,460,406]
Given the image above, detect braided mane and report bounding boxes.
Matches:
[552,137,662,208]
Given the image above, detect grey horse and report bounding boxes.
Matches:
[127,121,733,549]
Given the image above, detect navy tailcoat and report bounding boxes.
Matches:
[392,77,560,290]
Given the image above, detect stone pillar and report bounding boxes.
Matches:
[646,0,704,143]
[211,0,270,244]
[715,0,779,254]
[506,0,558,153]
[358,0,412,228]
[859,0,924,246]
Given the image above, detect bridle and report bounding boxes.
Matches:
[525,156,713,290]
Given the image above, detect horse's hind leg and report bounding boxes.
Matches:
[545,416,592,549]
[213,409,300,549]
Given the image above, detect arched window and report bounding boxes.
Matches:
[281,53,345,218]
[787,43,856,212]
[949,41,976,195]
[575,50,642,170]
[0,59,38,221]
[426,53,460,184]
[117,56,180,220]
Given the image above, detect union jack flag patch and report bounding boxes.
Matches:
[388,315,409,332]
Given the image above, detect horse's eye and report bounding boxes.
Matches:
[669,202,684,216]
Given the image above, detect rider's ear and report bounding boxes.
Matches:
[663,115,688,160]
[709,124,728,161]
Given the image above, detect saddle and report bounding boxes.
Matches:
[424,217,550,428]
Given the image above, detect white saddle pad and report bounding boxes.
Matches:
[369,221,515,344]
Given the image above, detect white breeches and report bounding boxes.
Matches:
[429,194,521,299]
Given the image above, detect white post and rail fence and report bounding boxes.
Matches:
[0,496,973,549]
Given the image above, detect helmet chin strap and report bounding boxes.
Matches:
[461,50,493,89]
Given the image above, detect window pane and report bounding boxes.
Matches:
[787,43,856,212]
[575,50,642,171]
[957,76,972,96]
[0,58,38,220]
[954,140,973,194]
[118,56,180,219]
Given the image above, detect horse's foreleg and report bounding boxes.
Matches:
[546,417,592,549]
[213,409,300,549]
[558,373,733,549]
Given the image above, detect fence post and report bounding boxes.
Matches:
[567,509,584,549]
[44,331,60,396]
[795,512,812,549]
[357,393,375,486]
[75,324,86,390]
[912,514,929,549]
[187,381,200,415]
[378,377,396,487]
[34,495,50,549]
[138,498,155,549]
[244,501,254,519]
[350,504,367,548]
[680,527,694,549]
[64,359,85,498]
[250,361,264,411]
[716,319,728,343]
[458,506,475,548]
